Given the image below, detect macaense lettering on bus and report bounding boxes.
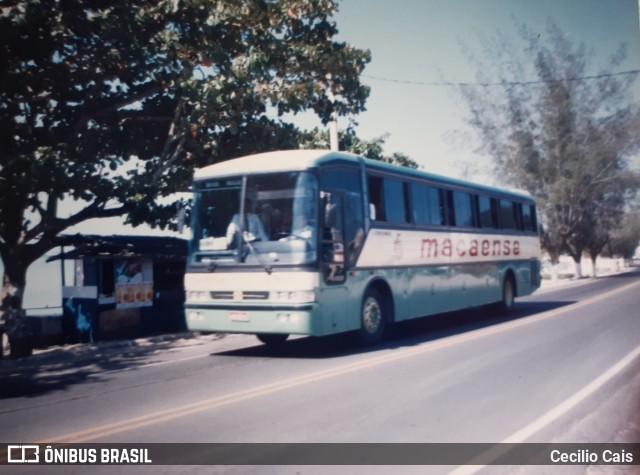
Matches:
[357,230,535,267]
[420,237,521,259]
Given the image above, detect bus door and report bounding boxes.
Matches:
[318,192,354,334]
[321,192,346,284]
[320,190,366,275]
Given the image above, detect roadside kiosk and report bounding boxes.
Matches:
[49,235,188,343]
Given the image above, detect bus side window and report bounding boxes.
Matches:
[367,175,410,224]
[522,204,537,232]
[499,200,518,230]
[514,203,524,231]
[437,189,447,226]
[411,183,441,226]
[443,190,455,226]
[383,179,408,224]
[471,194,480,228]
[491,198,500,228]
[453,191,474,228]
[479,196,499,229]
[403,182,411,224]
[368,175,385,222]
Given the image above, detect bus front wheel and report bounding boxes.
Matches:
[357,288,386,345]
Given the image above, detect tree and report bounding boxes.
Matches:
[607,210,640,263]
[297,127,420,168]
[0,0,370,325]
[583,189,625,277]
[457,20,640,276]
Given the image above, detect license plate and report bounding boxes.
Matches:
[229,311,249,322]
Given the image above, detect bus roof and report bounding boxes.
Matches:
[193,150,358,179]
[194,149,533,201]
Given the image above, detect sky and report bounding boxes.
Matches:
[9,0,640,310]
[310,0,640,180]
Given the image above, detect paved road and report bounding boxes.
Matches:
[2,270,640,474]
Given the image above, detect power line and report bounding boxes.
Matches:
[362,69,640,88]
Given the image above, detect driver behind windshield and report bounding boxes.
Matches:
[226,199,268,248]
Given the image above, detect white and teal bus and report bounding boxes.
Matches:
[185,150,541,345]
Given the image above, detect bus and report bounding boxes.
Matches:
[185,150,541,345]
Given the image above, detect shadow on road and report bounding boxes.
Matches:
[0,296,589,398]
[212,299,576,360]
[0,336,195,399]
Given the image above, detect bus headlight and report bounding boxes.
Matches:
[271,290,315,303]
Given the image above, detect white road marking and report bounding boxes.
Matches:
[449,344,640,474]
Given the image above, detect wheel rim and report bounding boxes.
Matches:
[362,296,382,334]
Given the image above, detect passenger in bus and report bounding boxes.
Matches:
[226,200,269,248]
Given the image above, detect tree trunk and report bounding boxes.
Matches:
[573,257,583,279]
[1,254,28,320]
[591,255,598,278]
[1,251,30,358]
[1,238,52,321]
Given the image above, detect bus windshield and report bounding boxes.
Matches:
[190,171,318,269]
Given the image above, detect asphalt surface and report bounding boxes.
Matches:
[1,270,639,475]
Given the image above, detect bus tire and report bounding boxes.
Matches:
[256,333,289,347]
[357,287,386,345]
[496,275,516,315]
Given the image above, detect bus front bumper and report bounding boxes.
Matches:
[185,304,319,336]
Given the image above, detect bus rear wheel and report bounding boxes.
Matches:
[357,288,386,345]
[496,276,515,315]
[256,333,289,347]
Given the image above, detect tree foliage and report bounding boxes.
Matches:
[0,0,370,316]
[457,20,640,271]
[606,210,640,261]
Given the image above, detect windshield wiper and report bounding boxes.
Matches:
[242,234,272,275]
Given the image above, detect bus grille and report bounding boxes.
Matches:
[210,291,269,301]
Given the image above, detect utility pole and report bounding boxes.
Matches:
[329,116,339,152]
[327,89,339,151]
